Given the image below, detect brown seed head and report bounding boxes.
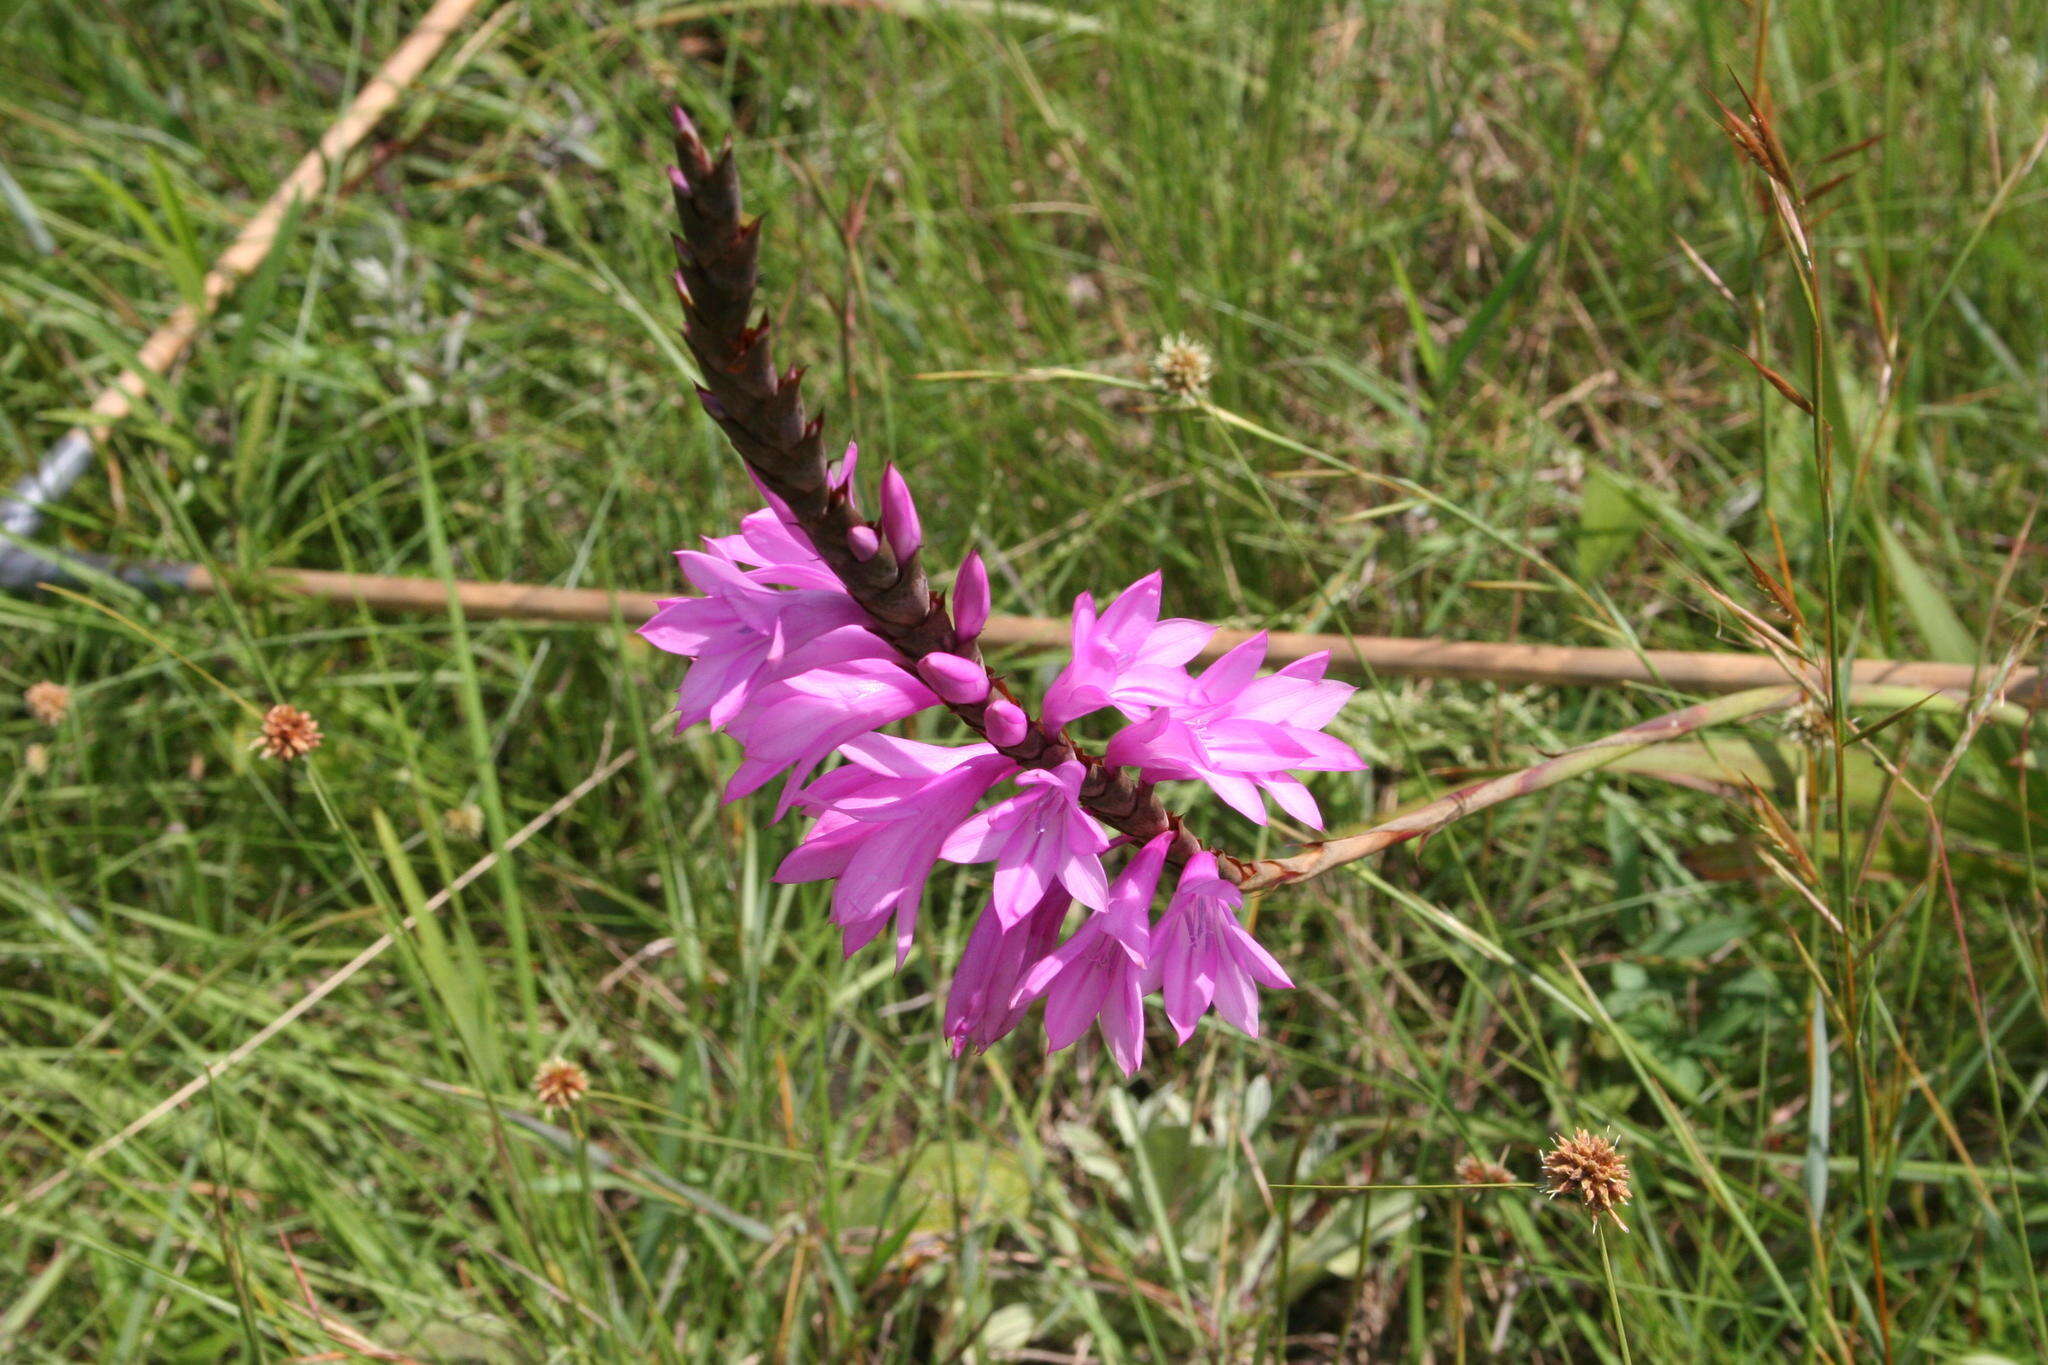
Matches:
[533,1057,590,1111]
[1542,1129,1632,1230]
[1455,1153,1516,1190]
[1149,333,1215,401]
[443,803,486,841]
[25,681,70,727]
[253,703,322,761]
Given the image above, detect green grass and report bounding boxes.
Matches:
[4,1,2047,1359]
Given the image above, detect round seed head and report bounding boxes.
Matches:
[24,681,70,727]
[1148,332,1215,401]
[1541,1129,1632,1231]
[1455,1153,1516,1190]
[443,804,485,841]
[533,1057,591,1111]
[253,703,323,762]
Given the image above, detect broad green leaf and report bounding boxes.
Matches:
[1876,523,1977,664]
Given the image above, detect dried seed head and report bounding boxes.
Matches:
[253,703,323,762]
[1455,1153,1516,1190]
[1779,697,1831,749]
[24,681,70,727]
[533,1057,590,1111]
[1149,333,1215,401]
[443,803,486,841]
[1541,1129,1632,1230]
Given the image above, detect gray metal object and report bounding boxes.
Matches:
[1,427,184,598]
[1,426,94,541]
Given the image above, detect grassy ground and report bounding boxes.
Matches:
[4,0,2047,1359]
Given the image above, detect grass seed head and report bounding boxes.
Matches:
[533,1057,590,1111]
[1149,332,1215,402]
[253,703,322,762]
[1542,1129,1632,1230]
[25,681,70,727]
[1455,1153,1516,1190]
[24,742,51,776]
[443,803,485,840]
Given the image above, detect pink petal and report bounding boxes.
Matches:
[1042,965,1109,1052]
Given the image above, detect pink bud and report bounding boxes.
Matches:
[916,653,989,705]
[983,698,1027,747]
[667,165,690,195]
[954,551,990,643]
[879,465,921,561]
[847,525,880,561]
[829,442,860,496]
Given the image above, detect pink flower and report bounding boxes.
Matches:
[1014,832,1171,1076]
[708,506,842,591]
[640,508,890,731]
[1104,634,1362,826]
[1144,850,1292,1042]
[944,884,1069,1055]
[941,759,1110,925]
[778,735,1014,964]
[723,660,939,818]
[1041,572,1215,729]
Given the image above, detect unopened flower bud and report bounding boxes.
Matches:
[954,552,990,644]
[983,697,1028,747]
[917,652,989,705]
[847,525,880,561]
[879,465,921,561]
[828,442,861,502]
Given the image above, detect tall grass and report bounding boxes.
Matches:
[3,1,2045,1359]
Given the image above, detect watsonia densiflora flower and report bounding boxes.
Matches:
[641,108,1362,1073]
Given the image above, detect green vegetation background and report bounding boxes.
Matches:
[3,1,2045,1359]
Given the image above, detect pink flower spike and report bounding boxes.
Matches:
[1014,832,1171,1076]
[983,697,1028,748]
[847,525,880,561]
[953,552,990,644]
[777,736,1014,965]
[917,652,990,705]
[879,464,922,561]
[940,759,1110,925]
[945,885,1069,1055]
[1143,850,1292,1043]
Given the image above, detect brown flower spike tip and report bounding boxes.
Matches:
[1541,1129,1633,1230]
[253,703,322,762]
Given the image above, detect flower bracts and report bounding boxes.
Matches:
[645,109,1363,1074]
